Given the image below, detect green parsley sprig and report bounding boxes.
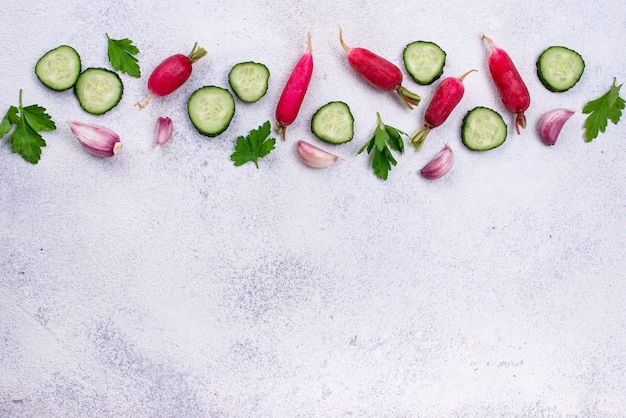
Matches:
[106,33,140,78]
[583,78,625,142]
[230,121,276,168]
[1,90,56,164]
[357,112,406,180]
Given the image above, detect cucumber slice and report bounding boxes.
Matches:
[187,86,235,137]
[311,101,354,144]
[35,45,81,91]
[228,61,270,103]
[462,107,507,151]
[537,46,585,92]
[403,41,446,85]
[74,68,123,115]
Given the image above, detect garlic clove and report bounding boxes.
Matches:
[67,120,122,158]
[538,108,575,146]
[296,140,340,168]
[420,143,453,180]
[155,116,173,148]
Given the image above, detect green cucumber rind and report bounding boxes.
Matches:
[187,86,236,137]
[228,61,270,103]
[35,45,82,91]
[74,67,123,115]
[536,46,585,92]
[461,106,507,151]
[311,101,354,144]
[403,41,447,85]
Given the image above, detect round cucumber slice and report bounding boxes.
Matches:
[35,45,82,91]
[462,106,507,151]
[311,101,354,144]
[187,86,235,137]
[74,68,123,115]
[228,61,270,103]
[403,41,446,85]
[537,46,585,92]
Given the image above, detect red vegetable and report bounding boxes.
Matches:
[482,34,530,134]
[275,33,314,141]
[410,69,476,150]
[136,43,207,109]
[339,28,420,109]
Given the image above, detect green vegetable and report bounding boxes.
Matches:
[0,90,56,164]
[403,41,446,85]
[536,46,585,92]
[74,68,124,115]
[357,112,405,180]
[231,120,276,168]
[228,61,270,103]
[35,45,81,91]
[582,78,625,142]
[187,86,235,137]
[461,106,507,151]
[106,33,140,77]
[311,101,354,144]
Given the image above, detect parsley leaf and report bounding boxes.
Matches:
[22,104,56,132]
[231,121,276,168]
[0,90,56,164]
[12,116,47,164]
[385,123,405,153]
[582,78,625,142]
[106,33,140,78]
[0,106,18,137]
[358,113,406,180]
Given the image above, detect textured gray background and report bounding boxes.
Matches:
[1,0,626,416]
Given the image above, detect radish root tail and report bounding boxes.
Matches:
[135,92,153,110]
[458,69,478,81]
[481,33,496,49]
[338,26,351,53]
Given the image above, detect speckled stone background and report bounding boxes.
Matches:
[1,0,626,416]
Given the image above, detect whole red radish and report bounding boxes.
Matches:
[410,69,476,150]
[136,43,207,109]
[275,33,314,141]
[339,28,420,109]
[482,34,530,134]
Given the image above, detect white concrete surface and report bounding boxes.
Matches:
[1,0,626,416]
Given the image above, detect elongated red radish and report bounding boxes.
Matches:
[275,33,314,141]
[410,69,476,150]
[136,43,207,109]
[482,34,530,134]
[339,28,420,109]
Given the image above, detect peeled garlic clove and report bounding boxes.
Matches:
[538,108,575,146]
[296,140,340,168]
[420,143,453,180]
[155,116,173,148]
[67,120,122,158]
